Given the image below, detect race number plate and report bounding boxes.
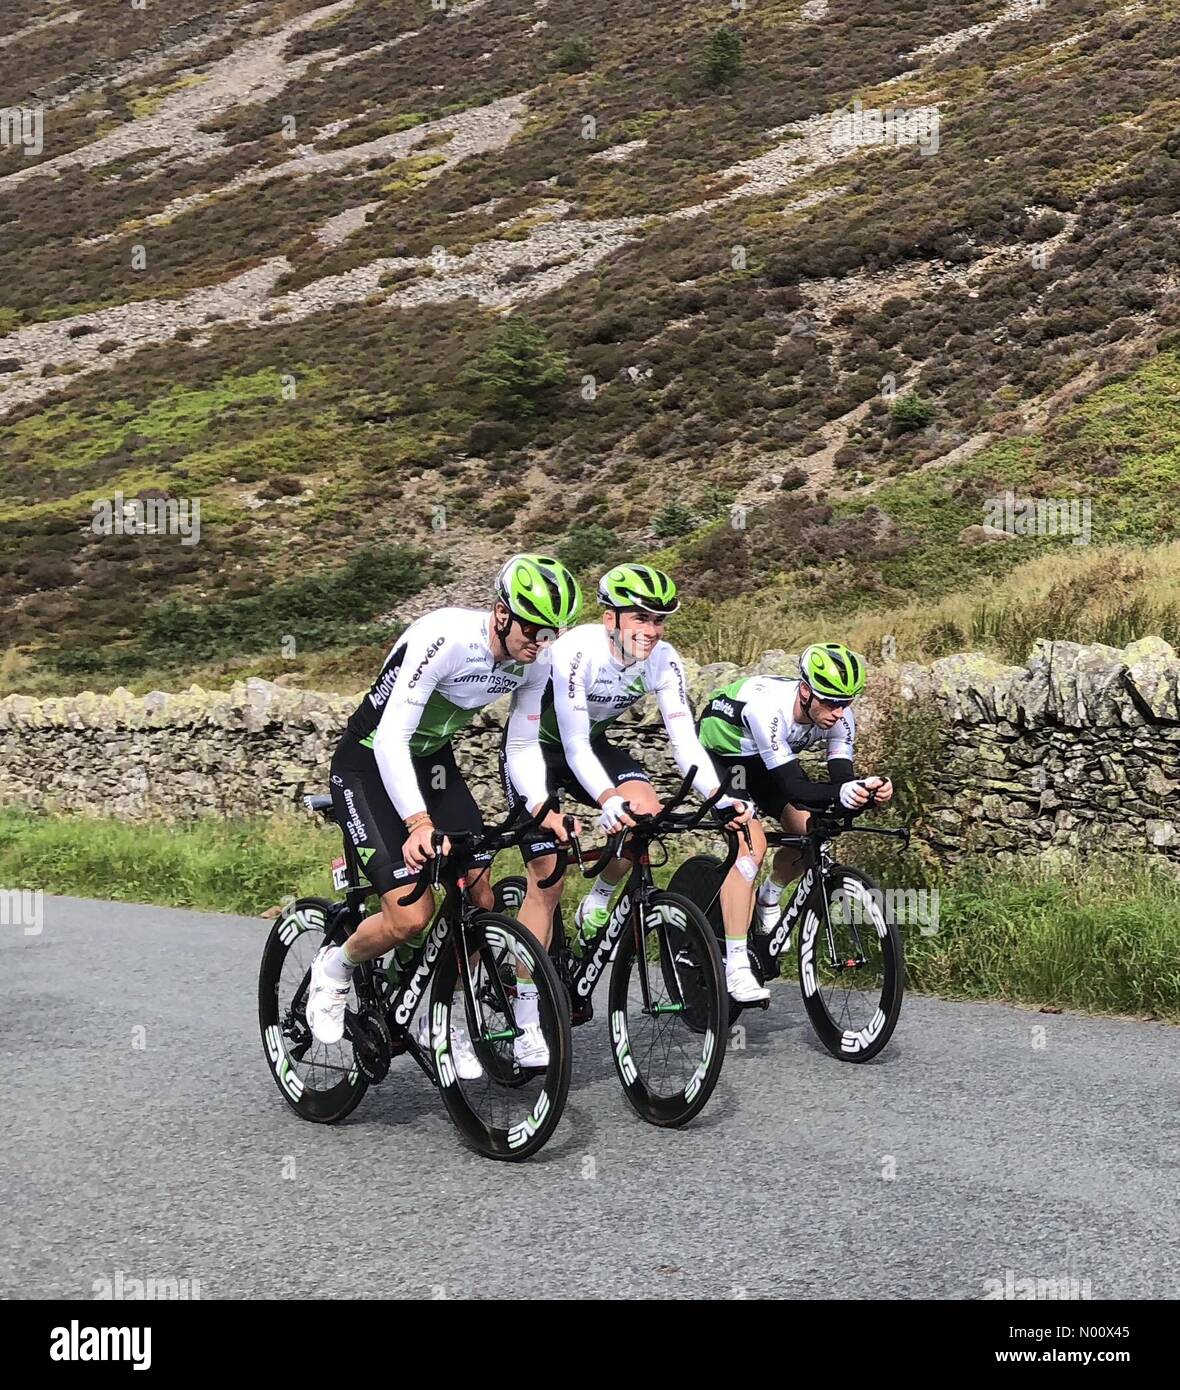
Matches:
[331,857,349,893]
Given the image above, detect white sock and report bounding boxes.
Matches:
[726,937,749,969]
[516,981,539,1028]
[756,878,784,927]
[323,945,354,982]
[585,875,615,913]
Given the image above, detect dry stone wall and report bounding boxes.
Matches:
[1,639,1178,869]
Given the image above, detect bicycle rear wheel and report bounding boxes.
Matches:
[257,897,368,1123]
[666,854,748,1028]
[799,867,905,1062]
[430,912,572,1160]
[607,891,727,1127]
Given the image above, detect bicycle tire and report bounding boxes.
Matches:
[257,897,368,1124]
[666,853,747,1028]
[430,911,572,1160]
[798,866,905,1062]
[607,891,727,1127]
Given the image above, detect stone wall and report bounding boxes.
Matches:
[1,638,1178,868]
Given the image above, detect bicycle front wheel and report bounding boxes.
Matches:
[607,891,727,1128]
[799,867,905,1062]
[431,912,572,1161]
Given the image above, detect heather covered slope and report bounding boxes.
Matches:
[2,0,1179,694]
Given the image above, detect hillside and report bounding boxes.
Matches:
[2,0,1179,695]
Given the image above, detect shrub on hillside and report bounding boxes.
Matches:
[653,502,697,538]
[555,36,592,73]
[701,27,742,89]
[889,393,936,432]
[557,524,618,572]
[465,318,568,420]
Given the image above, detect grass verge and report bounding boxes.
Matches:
[2,810,1177,1021]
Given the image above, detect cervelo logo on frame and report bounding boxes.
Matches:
[575,891,632,996]
[769,868,813,956]
[394,915,451,1024]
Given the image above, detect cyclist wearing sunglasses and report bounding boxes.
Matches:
[500,562,757,999]
[698,643,893,943]
[305,553,582,1069]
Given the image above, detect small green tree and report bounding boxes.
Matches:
[889,392,936,432]
[702,27,742,89]
[558,524,618,572]
[467,317,568,420]
[555,35,592,73]
[653,501,697,538]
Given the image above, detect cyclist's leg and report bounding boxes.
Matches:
[498,734,565,949]
[707,754,771,998]
[328,751,434,963]
[308,746,433,1043]
[594,742,661,889]
[706,752,767,941]
[755,804,811,930]
[427,743,495,911]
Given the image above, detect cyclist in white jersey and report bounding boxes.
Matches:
[500,563,764,1002]
[305,554,582,1071]
[698,643,894,944]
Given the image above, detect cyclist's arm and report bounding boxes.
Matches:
[551,639,615,804]
[371,627,453,822]
[825,707,857,792]
[746,701,844,810]
[653,647,725,802]
[503,666,551,814]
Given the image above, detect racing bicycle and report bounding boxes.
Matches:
[668,811,909,1060]
[258,796,572,1160]
[494,769,731,1128]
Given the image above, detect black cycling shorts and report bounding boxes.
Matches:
[704,750,794,823]
[498,732,651,864]
[329,736,490,899]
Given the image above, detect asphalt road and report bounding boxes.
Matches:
[4,894,1178,1300]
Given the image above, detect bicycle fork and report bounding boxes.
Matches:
[630,883,687,1018]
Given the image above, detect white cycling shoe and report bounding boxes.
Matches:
[513,1022,550,1069]
[416,1008,484,1080]
[727,960,770,1004]
[306,947,351,1044]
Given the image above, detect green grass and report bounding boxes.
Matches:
[3,808,1178,1020]
[0,809,340,917]
[901,861,1180,1022]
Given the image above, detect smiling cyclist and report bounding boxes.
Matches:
[698,642,894,948]
[305,553,582,1073]
[501,562,759,1001]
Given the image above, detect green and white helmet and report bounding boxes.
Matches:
[495,553,582,628]
[799,643,866,699]
[597,563,680,614]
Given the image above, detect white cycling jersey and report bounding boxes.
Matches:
[544,623,720,804]
[698,675,856,768]
[343,607,549,820]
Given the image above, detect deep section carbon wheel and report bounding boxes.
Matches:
[607,891,727,1127]
[429,911,572,1160]
[666,854,751,1028]
[257,897,368,1123]
[798,867,905,1062]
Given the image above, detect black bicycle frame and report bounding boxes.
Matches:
[334,808,556,1084]
[760,819,910,972]
[562,768,741,1016]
